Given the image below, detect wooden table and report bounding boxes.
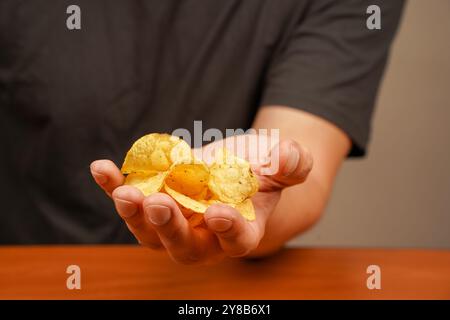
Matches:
[0,246,449,299]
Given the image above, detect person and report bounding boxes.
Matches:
[0,1,404,264]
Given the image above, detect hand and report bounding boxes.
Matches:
[90,135,313,265]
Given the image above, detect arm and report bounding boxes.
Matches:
[249,105,351,257]
[90,106,350,264]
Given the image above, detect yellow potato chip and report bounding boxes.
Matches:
[164,184,208,213]
[121,134,259,222]
[199,198,255,221]
[170,140,193,164]
[149,148,170,171]
[235,199,256,221]
[208,148,259,204]
[201,199,223,205]
[121,133,191,174]
[166,163,209,197]
[124,171,167,196]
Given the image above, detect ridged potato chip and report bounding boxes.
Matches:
[121,133,192,174]
[208,149,258,204]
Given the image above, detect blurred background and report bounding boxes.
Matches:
[293,0,450,248]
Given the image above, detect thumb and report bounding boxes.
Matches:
[255,139,313,190]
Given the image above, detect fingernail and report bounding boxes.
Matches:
[207,217,233,232]
[92,172,108,185]
[114,198,138,218]
[145,205,171,226]
[283,144,299,176]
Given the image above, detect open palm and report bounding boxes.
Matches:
[90,134,312,264]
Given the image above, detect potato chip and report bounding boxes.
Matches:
[121,134,259,222]
[124,171,167,196]
[164,184,208,213]
[208,149,259,204]
[235,199,256,221]
[198,198,255,221]
[170,140,193,164]
[166,163,209,197]
[121,133,191,174]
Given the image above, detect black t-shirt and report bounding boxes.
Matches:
[0,0,404,244]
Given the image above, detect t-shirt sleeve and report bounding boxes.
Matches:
[261,0,405,156]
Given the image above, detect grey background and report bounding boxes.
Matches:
[291,1,450,249]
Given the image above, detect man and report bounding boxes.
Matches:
[0,1,404,264]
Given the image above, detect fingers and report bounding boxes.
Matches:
[143,193,211,264]
[90,160,125,197]
[204,204,263,257]
[112,186,162,249]
[256,139,313,190]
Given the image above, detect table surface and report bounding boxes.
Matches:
[0,245,449,300]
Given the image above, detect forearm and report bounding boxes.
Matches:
[248,106,351,257]
[248,171,328,257]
